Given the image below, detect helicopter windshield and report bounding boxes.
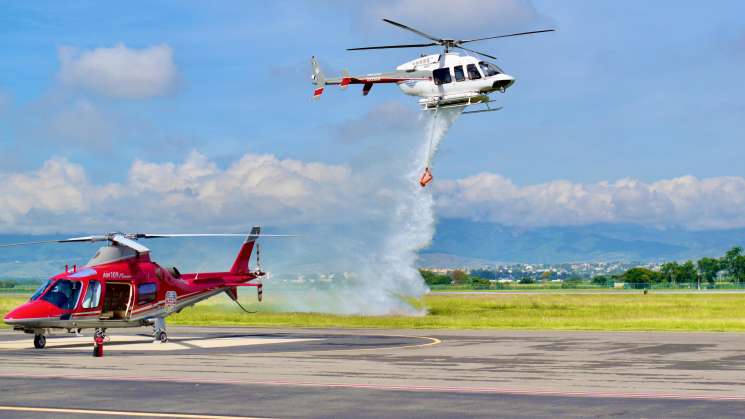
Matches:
[479,61,503,77]
[29,279,52,301]
[40,279,82,310]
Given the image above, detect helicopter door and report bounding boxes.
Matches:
[100,282,132,320]
[432,67,453,96]
[80,280,103,315]
[432,68,452,85]
[453,65,466,82]
[466,64,482,80]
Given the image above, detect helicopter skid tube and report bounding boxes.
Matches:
[421,98,502,114]
[420,94,490,111]
[462,106,503,115]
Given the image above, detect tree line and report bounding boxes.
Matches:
[0,279,18,289]
[420,246,745,288]
[420,269,493,288]
[612,246,745,286]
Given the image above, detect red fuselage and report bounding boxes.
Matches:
[4,252,261,332]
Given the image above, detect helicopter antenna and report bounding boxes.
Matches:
[232,298,257,314]
[347,18,554,60]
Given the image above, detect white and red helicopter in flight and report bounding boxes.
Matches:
[311,18,553,112]
[311,18,553,186]
[1,227,282,352]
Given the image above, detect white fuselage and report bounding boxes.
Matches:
[395,53,515,102]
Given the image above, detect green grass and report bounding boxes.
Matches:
[169,293,745,331]
[0,296,26,327]
[3,293,745,331]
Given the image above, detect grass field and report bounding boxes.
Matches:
[4,293,745,331]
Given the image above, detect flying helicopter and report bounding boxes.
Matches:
[311,18,553,186]
[311,18,554,113]
[2,227,276,350]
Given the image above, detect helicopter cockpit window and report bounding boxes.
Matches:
[30,279,52,301]
[466,64,481,80]
[479,61,502,77]
[432,68,452,85]
[82,280,101,309]
[453,65,465,82]
[42,279,82,310]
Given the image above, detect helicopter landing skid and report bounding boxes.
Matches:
[423,99,502,114]
[462,104,503,114]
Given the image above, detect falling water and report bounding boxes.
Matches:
[264,106,464,315]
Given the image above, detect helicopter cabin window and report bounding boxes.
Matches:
[479,61,502,77]
[82,280,101,309]
[42,279,82,310]
[432,67,452,85]
[466,64,481,80]
[137,283,157,305]
[453,65,465,82]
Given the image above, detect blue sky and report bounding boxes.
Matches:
[1,1,745,233]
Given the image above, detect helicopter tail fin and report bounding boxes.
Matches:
[311,56,326,99]
[229,226,260,275]
[340,69,351,90]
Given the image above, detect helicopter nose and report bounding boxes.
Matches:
[3,301,61,325]
[493,75,515,92]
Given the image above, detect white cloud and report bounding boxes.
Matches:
[435,173,745,230]
[0,152,353,234]
[58,43,178,99]
[5,153,745,234]
[0,159,91,227]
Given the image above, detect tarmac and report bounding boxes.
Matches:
[1,327,744,418]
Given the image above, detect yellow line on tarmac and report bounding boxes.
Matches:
[314,335,442,353]
[0,405,269,419]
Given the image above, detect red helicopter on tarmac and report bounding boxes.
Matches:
[2,226,275,350]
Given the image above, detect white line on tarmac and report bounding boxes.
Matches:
[0,405,269,419]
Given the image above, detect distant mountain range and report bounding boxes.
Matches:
[2,219,745,278]
[422,219,745,266]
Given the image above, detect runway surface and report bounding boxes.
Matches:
[1,327,744,418]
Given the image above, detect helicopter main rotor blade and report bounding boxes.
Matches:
[0,236,106,248]
[455,45,498,60]
[136,233,297,239]
[460,29,555,44]
[382,18,443,42]
[347,43,438,51]
[0,230,295,249]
